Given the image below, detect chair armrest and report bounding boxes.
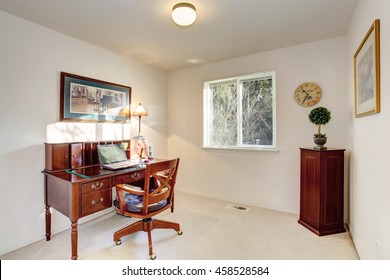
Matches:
[116,183,145,195]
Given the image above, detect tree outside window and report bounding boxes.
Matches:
[204,71,276,150]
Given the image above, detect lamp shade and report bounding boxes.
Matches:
[119,106,130,118]
[172,2,197,26]
[133,103,148,117]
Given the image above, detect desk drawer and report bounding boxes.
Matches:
[81,178,111,194]
[112,170,145,185]
[81,189,112,217]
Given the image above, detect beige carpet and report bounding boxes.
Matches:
[0,191,359,260]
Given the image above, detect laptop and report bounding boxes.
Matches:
[97,144,141,170]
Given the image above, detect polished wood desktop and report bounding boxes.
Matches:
[43,139,151,260]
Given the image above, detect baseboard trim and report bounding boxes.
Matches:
[175,188,298,215]
[0,207,115,257]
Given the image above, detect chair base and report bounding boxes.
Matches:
[113,218,182,259]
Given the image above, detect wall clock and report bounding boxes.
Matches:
[294,82,322,107]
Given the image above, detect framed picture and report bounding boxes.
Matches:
[60,72,131,122]
[354,19,380,117]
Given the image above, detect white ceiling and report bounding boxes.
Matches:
[0,0,358,71]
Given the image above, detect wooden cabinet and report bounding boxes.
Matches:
[298,148,346,236]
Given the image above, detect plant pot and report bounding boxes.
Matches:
[313,136,327,150]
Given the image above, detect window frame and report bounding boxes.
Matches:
[203,71,277,152]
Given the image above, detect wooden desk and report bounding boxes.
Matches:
[43,140,150,260]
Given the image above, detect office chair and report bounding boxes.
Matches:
[113,158,182,259]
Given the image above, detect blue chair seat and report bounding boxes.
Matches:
[113,185,167,213]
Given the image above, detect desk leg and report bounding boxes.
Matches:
[45,205,51,241]
[71,221,78,260]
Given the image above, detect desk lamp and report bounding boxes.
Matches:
[133,103,148,139]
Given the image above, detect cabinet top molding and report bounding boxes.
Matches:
[300,147,346,152]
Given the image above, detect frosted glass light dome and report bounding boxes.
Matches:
[172,3,197,26]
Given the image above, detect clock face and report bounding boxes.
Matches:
[294,82,322,107]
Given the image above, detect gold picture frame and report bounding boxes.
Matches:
[354,19,380,117]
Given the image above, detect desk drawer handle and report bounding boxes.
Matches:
[91,198,104,206]
[91,182,104,190]
[131,173,140,179]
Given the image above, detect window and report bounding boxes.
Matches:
[203,71,276,150]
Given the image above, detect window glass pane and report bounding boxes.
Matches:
[210,82,237,146]
[204,71,275,150]
[241,78,273,145]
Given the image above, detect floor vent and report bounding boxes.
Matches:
[226,204,249,212]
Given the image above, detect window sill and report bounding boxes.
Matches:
[202,146,279,153]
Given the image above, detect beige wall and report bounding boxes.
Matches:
[0,10,167,255]
[347,0,390,259]
[2,0,389,260]
[167,36,349,214]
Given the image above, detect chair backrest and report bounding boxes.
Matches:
[141,158,179,215]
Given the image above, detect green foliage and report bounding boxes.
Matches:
[308,106,331,137]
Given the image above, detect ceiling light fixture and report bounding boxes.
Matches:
[171,2,197,27]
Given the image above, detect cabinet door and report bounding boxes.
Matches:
[50,144,70,171]
[300,150,320,228]
[70,143,83,168]
[321,152,344,231]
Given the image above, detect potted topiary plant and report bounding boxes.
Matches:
[308,106,331,150]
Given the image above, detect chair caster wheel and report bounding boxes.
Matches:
[150,253,157,260]
[115,240,122,246]
[178,230,183,235]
